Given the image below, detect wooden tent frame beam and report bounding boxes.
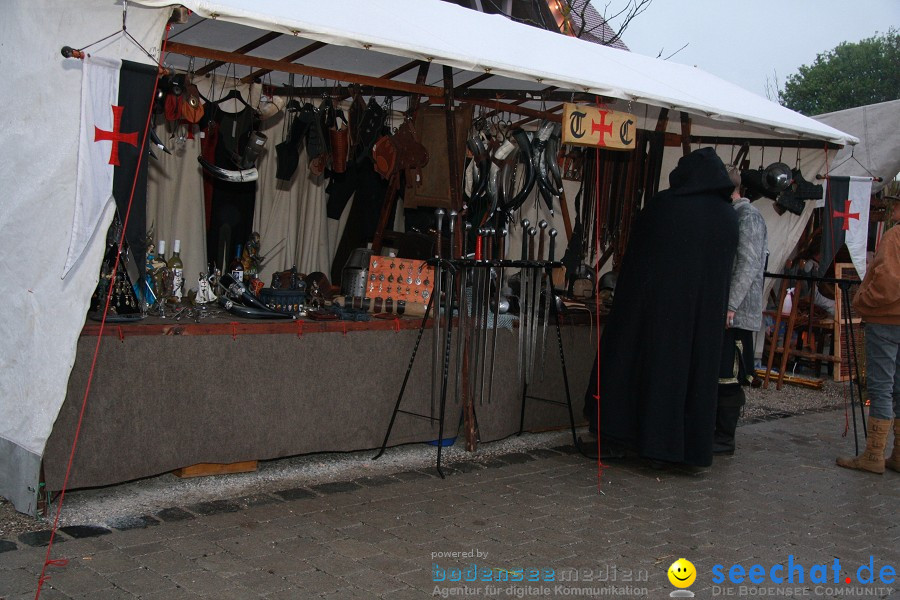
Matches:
[194,31,283,77]
[167,42,444,97]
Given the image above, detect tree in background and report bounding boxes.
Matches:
[778,28,899,116]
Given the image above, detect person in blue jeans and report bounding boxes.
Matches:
[837,200,900,474]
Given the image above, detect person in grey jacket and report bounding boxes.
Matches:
[715,165,768,455]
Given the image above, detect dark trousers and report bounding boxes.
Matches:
[716,328,753,452]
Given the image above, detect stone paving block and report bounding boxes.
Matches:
[69,587,139,599]
[185,499,242,517]
[131,548,196,575]
[315,585,373,599]
[225,566,294,595]
[192,549,254,578]
[328,537,382,560]
[168,568,254,596]
[104,566,179,595]
[107,514,160,531]
[358,553,420,577]
[285,567,345,594]
[7,587,71,600]
[132,588,203,600]
[156,506,196,522]
[0,546,50,572]
[58,525,111,540]
[353,475,399,488]
[215,533,280,559]
[310,480,363,496]
[76,549,139,575]
[40,563,119,597]
[242,551,316,577]
[17,530,63,548]
[271,487,317,502]
[343,566,408,595]
[0,566,43,596]
[116,541,168,556]
[392,470,437,482]
[375,585,430,600]
[234,493,283,509]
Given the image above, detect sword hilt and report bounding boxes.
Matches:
[463,222,472,259]
[538,220,548,262]
[549,228,558,263]
[434,208,445,258]
[527,226,537,262]
[448,210,457,259]
[520,219,530,262]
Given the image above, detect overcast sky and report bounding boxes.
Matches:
[608,0,899,99]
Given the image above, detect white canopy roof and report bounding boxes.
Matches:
[137,0,856,146]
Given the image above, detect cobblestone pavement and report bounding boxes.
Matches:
[1,410,898,599]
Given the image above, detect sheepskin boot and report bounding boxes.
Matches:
[885,420,900,473]
[836,417,892,474]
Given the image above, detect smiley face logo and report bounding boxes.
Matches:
[668,558,696,588]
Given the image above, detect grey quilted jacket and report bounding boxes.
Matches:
[729,198,768,331]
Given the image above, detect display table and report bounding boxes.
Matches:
[43,313,597,491]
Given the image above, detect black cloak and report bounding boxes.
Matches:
[585,147,739,467]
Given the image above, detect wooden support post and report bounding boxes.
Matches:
[679,111,692,156]
[443,66,477,453]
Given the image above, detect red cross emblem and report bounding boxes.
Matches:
[591,110,613,146]
[833,199,859,231]
[94,105,138,166]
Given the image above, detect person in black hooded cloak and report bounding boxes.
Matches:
[582,147,739,467]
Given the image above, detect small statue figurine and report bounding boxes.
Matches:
[195,272,217,304]
[241,232,263,281]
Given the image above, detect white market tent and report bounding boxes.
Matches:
[0,0,856,514]
[815,99,900,194]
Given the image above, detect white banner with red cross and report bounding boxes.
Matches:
[63,56,130,277]
[819,175,872,280]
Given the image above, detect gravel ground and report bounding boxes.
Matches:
[0,377,860,539]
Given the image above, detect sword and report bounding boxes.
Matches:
[540,228,557,380]
[517,219,530,388]
[526,225,538,384]
[486,226,506,405]
[454,221,471,405]
[431,208,444,422]
[473,227,486,406]
[478,228,494,404]
[536,220,548,356]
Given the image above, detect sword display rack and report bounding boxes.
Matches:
[374,212,578,477]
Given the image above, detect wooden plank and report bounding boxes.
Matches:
[167,42,443,97]
[194,31,283,77]
[240,41,327,82]
[664,132,842,151]
[457,96,561,122]
[173,461,258,478]
[754,369,823,390]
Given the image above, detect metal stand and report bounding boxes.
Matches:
[373,260,458,478]
[517,262,579,446]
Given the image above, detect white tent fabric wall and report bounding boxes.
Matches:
[814,100,900,194]
[0,1,169,514]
